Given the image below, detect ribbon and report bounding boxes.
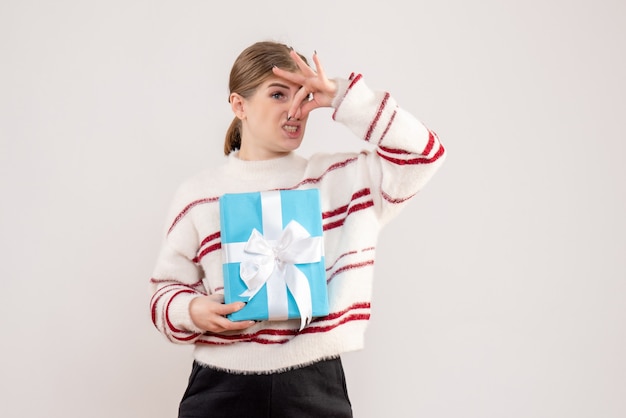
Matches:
[223,191,323,330]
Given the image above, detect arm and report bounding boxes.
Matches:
[274,51,446,223]
[149,188,254,344]
[331,73,446,223]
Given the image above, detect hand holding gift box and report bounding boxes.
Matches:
[220,189,329,330]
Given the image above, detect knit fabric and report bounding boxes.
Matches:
[149,74,446,373]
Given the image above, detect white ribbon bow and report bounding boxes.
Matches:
[239,220,323,330]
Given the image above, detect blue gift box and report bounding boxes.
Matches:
[219,189,328,328]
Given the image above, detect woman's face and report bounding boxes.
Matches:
[234,75,309,161]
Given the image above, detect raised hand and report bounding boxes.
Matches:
[272,50,338,120]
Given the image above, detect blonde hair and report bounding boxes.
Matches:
[224,41,308,155]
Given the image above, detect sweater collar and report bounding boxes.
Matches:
[224,151,307,182]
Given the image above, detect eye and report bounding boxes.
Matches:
[271,91,285,100]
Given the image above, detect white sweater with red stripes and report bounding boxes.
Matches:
[150,74,446,373]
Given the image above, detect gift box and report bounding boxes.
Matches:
[219,189,328,329]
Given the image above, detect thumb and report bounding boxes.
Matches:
[221,301,247,315]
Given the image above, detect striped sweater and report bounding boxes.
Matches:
[149,73,446,373]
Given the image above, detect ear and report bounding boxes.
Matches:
[229,93,246,120]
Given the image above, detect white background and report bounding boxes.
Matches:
[1,1,625,417]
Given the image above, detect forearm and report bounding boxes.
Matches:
[149,231,207,343]
[332,73,446,217]
[150,277,206,344]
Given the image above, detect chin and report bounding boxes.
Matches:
[281,135,304,149]
[284,142,303,152]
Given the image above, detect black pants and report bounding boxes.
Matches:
[178,357,353,418]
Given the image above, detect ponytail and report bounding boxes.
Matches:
[224,117,241,155]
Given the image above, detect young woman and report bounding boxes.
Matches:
[150,40,446,417]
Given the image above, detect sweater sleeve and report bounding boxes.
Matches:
[149,184,208,344]
[331,73,446,224]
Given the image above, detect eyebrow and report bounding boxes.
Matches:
[266,82,304,92]
[266,82,291,90]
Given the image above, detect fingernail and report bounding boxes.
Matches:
[287,115,291,121]
[314,50,317,55]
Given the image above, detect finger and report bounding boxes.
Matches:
[202,308,255,332]
[210,311,256,331]
[289,49,316,76]
[215,315,255,330]
[219,301,246,315]
[298,100,316,120]
[312,51,327,81]
[272,66,304,85]
[288,88,312,118]
[226,319,257,331]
